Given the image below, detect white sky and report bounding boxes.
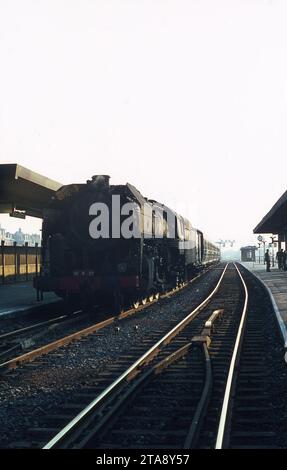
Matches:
[1,0,287,247]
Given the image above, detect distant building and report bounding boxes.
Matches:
[4,231,14,245]
[240,246,257,262]
[0,224,14,245]
[13,227,25,245]
[0,224,41,246]
[0,224,5,241]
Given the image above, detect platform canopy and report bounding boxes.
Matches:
[254,189,287,234]
[0,164,62,218]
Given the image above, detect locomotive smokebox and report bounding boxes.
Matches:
[88,175,110,190]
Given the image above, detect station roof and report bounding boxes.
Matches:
[0,164,62,218]
[254,189,287,234]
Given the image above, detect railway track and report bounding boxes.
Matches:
[216,264,278,449]
[0,309,85,362]
[2,264,285,449]
[0,267,213,374]
[37,262,249,449]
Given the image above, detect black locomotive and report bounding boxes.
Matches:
[34,175,220,310]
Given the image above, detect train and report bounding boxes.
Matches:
[34,175,220,311]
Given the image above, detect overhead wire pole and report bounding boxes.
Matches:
[216,240,236,258]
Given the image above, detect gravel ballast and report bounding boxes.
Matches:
[0,265,224,448]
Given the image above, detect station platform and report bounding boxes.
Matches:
[0,282,59,319]
[240,262,287,348]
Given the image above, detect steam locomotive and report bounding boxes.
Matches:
[34,175,220,310]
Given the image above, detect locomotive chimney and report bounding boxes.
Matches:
[88,175,110,190]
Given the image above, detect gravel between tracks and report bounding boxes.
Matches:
[0,265,224,448]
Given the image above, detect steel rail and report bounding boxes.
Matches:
[183,309,223,448]
[240,262,287,349]
[183,342,212,449]
[75,341,196,449]
[215,262,249,449]
[0,315,117,373]
[0,266,213,373]
[67,308,223,449]
[0,310,83,342]
[43,263,228,449]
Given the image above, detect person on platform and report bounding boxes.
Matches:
[264,249,271,272]
[276,249,284,270]
[283,250,287,271]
